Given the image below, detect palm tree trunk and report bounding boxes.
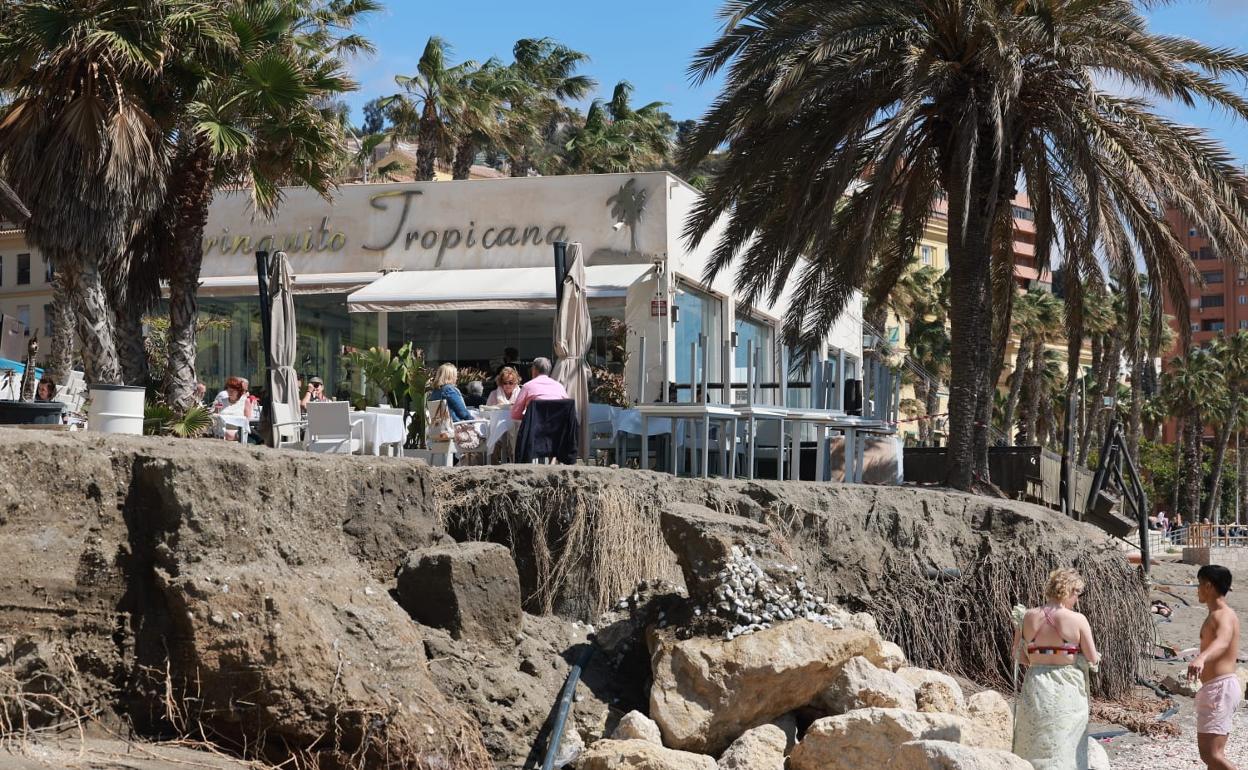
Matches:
[114,298,149,386]
[925,384,940,447]
[452,138,475,180]
[1186,414,1204,520]
[163,138,216,409]
[944,212,995,488]
[1021,348,1045,446]
[1205,402,1239,522]
[415,106,439,181]
[45,277,75,382]
[1078,334,1104,462]
[1126,352,1143,469]
[1001,338,1031,445]
[57,259,122,385]
[1239,434,1248,525]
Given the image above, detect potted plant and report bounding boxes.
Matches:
[347,344,431,457]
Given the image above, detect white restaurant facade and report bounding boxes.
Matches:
[0,172,863,404]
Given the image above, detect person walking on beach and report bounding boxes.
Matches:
[1012,568,1101,769]
[1191,565,1242,770]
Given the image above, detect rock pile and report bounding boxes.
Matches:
[571,503,1034,769]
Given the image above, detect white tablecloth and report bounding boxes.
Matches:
[216,413,250,441]
[350,411,407,455]
[480,409,516,452]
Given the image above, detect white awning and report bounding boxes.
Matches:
[192,272,381,297]
[346,265,653,313]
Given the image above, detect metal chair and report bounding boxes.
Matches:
[305,401,364,454]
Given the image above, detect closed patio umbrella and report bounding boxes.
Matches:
[267,251,299,445]
[552,242,591,459]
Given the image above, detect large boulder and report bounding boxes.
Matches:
[648,621,883,753]
[870,640,908,671]
[788,708,970,770]
[395,541,522,644]
[716,724,786,770]
[898,668,965,714]
[963,690,1013,751]
[892,740,1033,769]
[1087,736,1110,770]
[820,655,917,713]
[577,739,717,770]
[613,711,664,745]
[658,503,772,602]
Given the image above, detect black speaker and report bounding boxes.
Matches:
[844,379,863,416]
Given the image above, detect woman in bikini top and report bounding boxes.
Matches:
[1026,605,1084,658]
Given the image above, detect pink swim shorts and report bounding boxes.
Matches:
[1196,673,1243,735]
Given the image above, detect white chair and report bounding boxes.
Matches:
[270,401,307,449]
[305,401,364,454]
[366,406,407,456]
[425,400,487,466]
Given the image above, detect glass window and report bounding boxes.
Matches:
[44,257,53,283]
[1191,322,1201,332]
[920,245,934,265]
[1203,319,1226,332]
[1199,246,1217,261]
[16,305,29,335]
[734,309,775,404]
[189,293,376,400]
[0,255,4,286]
[43,304,52,337]
[16,253,29,285]
[1241,320,1248,330]
[673,283,722,401]
[1240,296,1247,305]
[1203,271,1225,284]
[785,347,812,410]
[1202,294,1225,309]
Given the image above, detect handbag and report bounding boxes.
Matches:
[427,400,454,443]
[452,420,482,450]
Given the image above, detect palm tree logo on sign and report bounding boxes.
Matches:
[607,179,647,254]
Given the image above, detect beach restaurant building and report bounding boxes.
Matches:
[0,172,863,403]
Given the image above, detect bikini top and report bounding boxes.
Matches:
[1026,606,1081,656]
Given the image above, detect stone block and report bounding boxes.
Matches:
[395,541,521,644]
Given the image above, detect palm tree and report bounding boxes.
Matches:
[448,59,527,180]
[384,37,468,182]
[682,1,1248,490]
[0,179,27,223]
[0,0,180,384]
[1164,348,1225,520]
[607,178,650,254]
[1001,291,1042,444]
[1204,331,1248,521]
[158,0,374,407]
[1019,292,1064,446]
[561,81,672,174]
[505,37,595,177]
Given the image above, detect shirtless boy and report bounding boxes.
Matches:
[1190,564,1242,770]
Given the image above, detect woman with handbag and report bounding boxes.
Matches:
[429,364,473,421]
[426,364,484,459]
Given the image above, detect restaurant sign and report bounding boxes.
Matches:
[202,189,568,266]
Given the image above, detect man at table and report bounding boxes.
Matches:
[510,357,569,421]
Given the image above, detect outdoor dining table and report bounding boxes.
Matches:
[217,413,251,443]
[633,403,739,478]
[349,410,407,455]
[477,407,516,462]
[781,410,894,483]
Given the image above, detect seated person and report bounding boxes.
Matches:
[215,376,253,440]
[463,380,487,408]
[495,347,522,379]
[194,382,207,405]
[510,357,570,421]
[34,376,56,402]
[429,363,473,422]
[301,375,331,409]
[487,367,521,406]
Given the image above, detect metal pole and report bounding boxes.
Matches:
[637,335,647,405]
[1238,432,1242,527]
[689,342,697,404]
[700,334,709,404]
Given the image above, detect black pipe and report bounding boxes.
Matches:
[255,251,274,444]
[541,642,594,770]
[553,241,568,312]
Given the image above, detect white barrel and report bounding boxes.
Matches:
[88,384,146,435]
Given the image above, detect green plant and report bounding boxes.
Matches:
[143,401,214,438]
[347,343,430,447]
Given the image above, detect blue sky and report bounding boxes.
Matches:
[346,0,1248,162]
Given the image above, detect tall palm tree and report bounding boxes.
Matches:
[383,36,471,182]
[0,0,182,384]
[448,59,527,180]
[1204,331,1248,521]
[1019,292,1065,446]
[158,0,374,407]
[1001,291,1043,444]
[682,0,1248,490]
[561,81,672,174]
[1164,348,1224,520]
[505,37,595,177]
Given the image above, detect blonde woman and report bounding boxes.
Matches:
[428,363,472,421]
[487,366,521,406]
[1012,568,1102,769]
